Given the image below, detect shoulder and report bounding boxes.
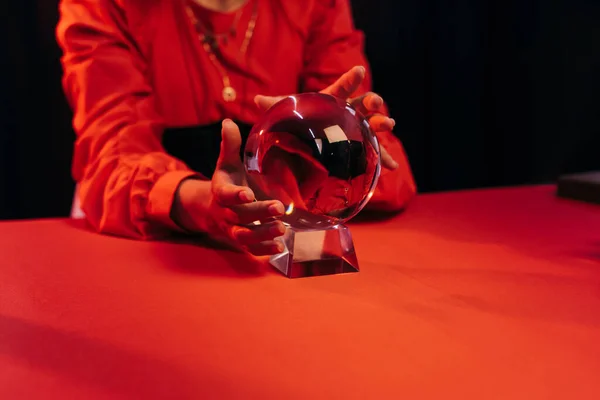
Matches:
[57,0,167,56]
[269,0,352,35]
[273,0,346,19]
[58,0,164,23]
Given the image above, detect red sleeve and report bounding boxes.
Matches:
[300,0,417,212]
[56,0,202,239]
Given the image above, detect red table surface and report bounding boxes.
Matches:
[1,185,599,399]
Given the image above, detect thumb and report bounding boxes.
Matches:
[217,119,243,169]
[321,66,365,99]
[254,94,286,111]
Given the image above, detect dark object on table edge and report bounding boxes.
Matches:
[557,171,600,205]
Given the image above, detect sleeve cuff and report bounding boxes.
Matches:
[146,170,204,232]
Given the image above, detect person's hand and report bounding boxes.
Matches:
[171,119,287,256]
[254,66,399,170]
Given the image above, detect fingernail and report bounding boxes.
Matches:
[222,118,232,127]
[276,242,284,253]
[390,118,396,127]
[269,203,284,216]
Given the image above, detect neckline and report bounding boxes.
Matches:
[188,0,253,33]
[188,0,250,16]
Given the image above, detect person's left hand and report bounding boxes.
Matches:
[254,66,399,170]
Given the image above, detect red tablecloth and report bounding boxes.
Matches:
[1,185,599,399]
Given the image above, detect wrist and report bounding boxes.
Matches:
[171,178,213,233]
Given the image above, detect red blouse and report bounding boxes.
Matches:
[56,0,416,239]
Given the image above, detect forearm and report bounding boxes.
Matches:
[77,149,201,239]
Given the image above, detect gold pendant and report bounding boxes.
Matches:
[223,86,236,102]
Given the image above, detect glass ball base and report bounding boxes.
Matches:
[269,224,359,279]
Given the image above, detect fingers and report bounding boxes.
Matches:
[322,65,366,99]
[380,145,399,170]
[246,240,284,256]
[213,182,285,222]
[217,119,243,169]
[254,94,286,111]
[350,92,395,134]
[350,92,384,116]
[214,183,255,207]
[368,114,396,132]
[231,221,286,246]
[361,108,398,170]
[231,222,286,257]
[230,200,285,225]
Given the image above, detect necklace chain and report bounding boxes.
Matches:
[185,0,258,102]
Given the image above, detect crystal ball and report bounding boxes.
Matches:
[244,93,381,230]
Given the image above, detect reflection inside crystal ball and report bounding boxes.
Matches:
[244,93,381,230]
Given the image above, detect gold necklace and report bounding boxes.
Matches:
[185,0,258,102]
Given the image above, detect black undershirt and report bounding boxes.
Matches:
[162,121,252,179]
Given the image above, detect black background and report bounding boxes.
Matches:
[1,0,599,220]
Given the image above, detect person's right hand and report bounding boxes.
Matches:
[171,119,287,256]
